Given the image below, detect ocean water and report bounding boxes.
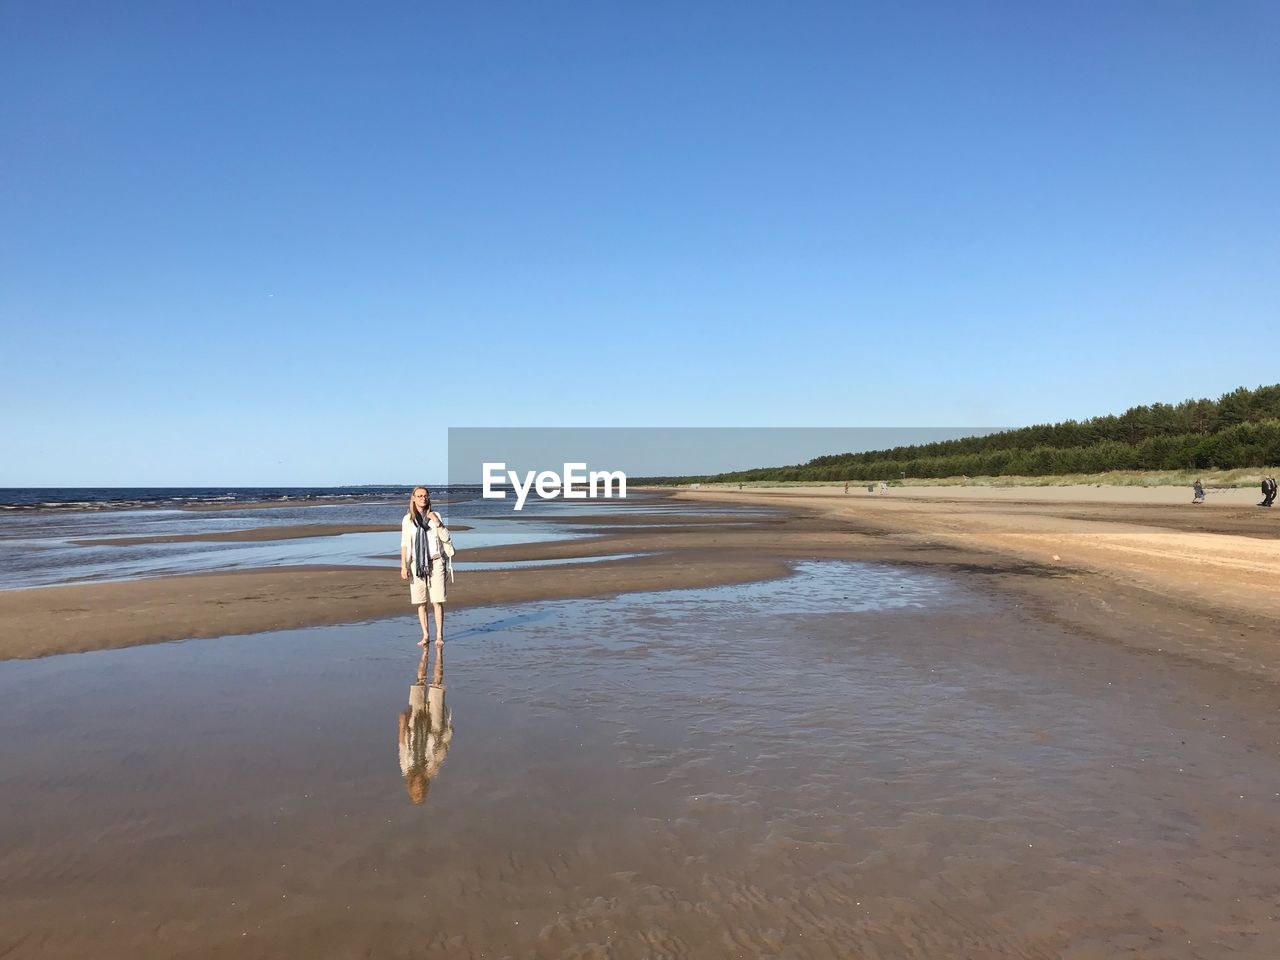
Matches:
[0,485,748,514]
[0,488,760,590]
[0,486,413,511]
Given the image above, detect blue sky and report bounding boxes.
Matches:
[2,1,1277,484]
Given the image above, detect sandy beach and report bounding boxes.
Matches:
[67,522,401,546]
[5,518,1280,958]
[3,488,1278,681]
[705,482,1273,506]
[4,490,1280,958]
[66,523,475,547]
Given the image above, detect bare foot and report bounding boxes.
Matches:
[417,637,429,648]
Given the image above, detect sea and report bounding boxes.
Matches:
[0,485,416,511]
[0,486,727,590]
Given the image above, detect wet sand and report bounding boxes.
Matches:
[1,492,1276,680]
[68,523,475,547]
[175,495,462,512]
[174,496,397,512]
[676,488,1280,623]
[69,523,403,546]
[0,553,790,661]
[3,564,1279,958]
[707,482,1272,506]
[5,493,1280,957]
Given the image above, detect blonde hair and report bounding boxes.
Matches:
[408,486,431,527]
[406,771,430,805]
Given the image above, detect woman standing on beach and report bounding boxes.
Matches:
[400,487,451,673]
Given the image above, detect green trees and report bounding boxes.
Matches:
[696,385,1280,483]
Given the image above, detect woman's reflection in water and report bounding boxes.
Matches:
[398,650,454,805]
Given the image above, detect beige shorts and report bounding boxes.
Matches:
[410,557,448,605]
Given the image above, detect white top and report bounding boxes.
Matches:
[401,513,440,570]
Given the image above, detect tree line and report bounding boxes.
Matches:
[664,385,1280,483]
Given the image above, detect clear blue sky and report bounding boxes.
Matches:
[2,1,1277,485]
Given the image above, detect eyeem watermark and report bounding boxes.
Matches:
[482,462,627,511]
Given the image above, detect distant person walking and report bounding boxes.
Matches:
[1192,479,1205,504]
[1261,475,1278,507]
[844,481,849,494]
[401,487,453,662]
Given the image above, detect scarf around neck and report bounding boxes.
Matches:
[412,512,436,580]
